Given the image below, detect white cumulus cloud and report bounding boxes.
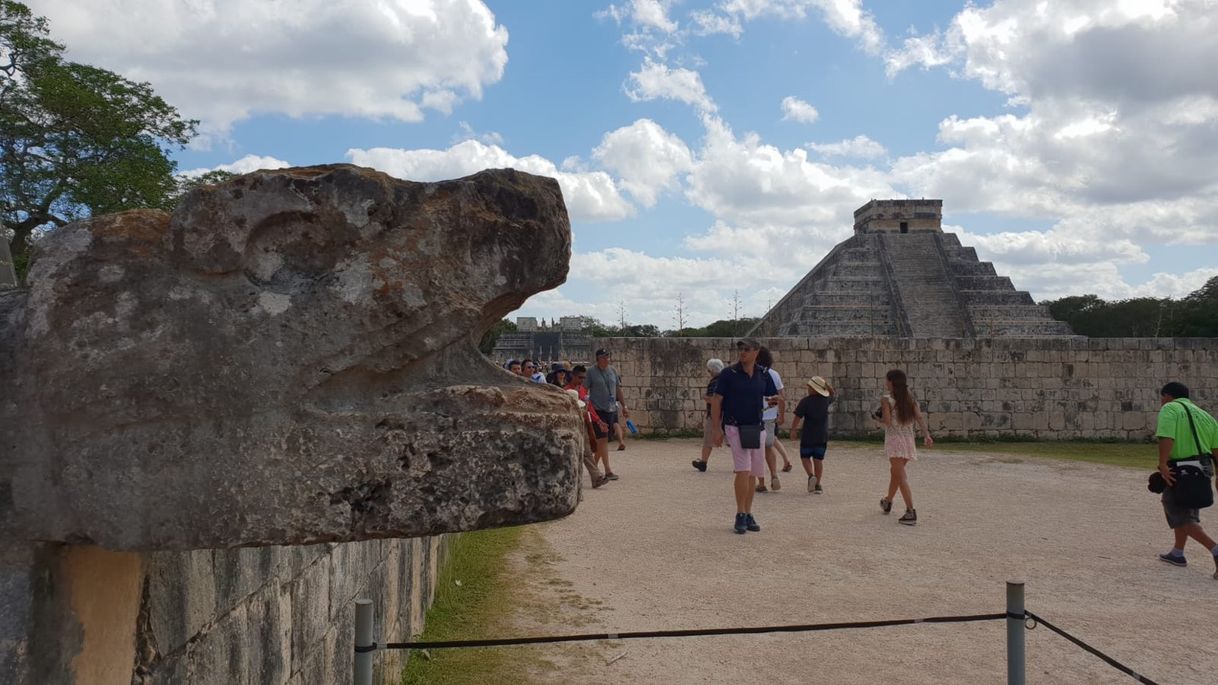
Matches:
[780,96,820,124]
[695,0,884,53]
[347,140,635,223]
[181,154,292,177]
[28,0,510,133]
[625,59,717,112]
[807,135,886,159]
[592,119,694,207]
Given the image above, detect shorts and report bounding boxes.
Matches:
[1162,492,1201,529]
[764,420,777,448]
[726,425,766,477]
[594,410,617,439]
[702,415,717,450]
[800,445,827,461]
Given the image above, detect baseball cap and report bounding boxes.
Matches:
[595,348,610,358]
[735,337,761,350]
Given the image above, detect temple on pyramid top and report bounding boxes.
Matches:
[853,198,942,234]
[750,200,1074,338]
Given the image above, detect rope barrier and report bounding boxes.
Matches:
[371,612,1008,651]
[1024,611,1160,685]
[354,595,1164,685]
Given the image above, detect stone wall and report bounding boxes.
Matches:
[605,337,1218,440]
[0,536,450,684]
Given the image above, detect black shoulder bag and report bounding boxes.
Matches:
[1168,402,1215,509]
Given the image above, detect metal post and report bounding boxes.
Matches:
[1007,581,1025,685]
[354,598,374,685]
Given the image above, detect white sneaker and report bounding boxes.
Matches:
[807,475,817,493]
[771,476,781,491]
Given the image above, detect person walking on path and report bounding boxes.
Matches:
[584,349,628,481]
[1153,382,1218,578]
[790,376,835,494]
[755,347,792,492]
[565,388,608,489]
[877,369,933,525]
[693,358,725,472]
[710,338,779,534]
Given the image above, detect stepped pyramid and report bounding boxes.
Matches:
[751,200,1073,338]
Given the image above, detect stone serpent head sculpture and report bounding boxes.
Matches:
[0,165,584,550]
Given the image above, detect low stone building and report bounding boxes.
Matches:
[750,199,1073,338]
[491,316,593,363]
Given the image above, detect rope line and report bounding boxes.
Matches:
[1025,611,1159,685]
[357,606,1163,684]
[370,612,1007,651]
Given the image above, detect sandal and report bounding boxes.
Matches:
[617,444,625,451]
[781,463,792,472]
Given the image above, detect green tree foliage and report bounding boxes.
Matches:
[1044,277,1218,337]
[669,317,760,337]
[172,169,236,201]
[1,0,197,277]
[478,318,517,355]
[586,321,661,337]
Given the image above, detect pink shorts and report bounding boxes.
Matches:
[725,425,766,477]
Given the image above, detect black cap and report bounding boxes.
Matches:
[595,348,610,358]
[735,337,761,350]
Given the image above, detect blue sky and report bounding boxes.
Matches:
[31,0,1218,327]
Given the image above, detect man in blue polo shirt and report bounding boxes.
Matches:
[710,338,779,534]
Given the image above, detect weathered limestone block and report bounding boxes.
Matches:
[0,165,583,550]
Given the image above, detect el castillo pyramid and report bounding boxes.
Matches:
[750,200,1073,338]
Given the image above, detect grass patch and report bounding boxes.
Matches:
[837,439,1154,470]
[402,526,538,685]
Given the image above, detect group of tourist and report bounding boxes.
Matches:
[508,338,1218,579]
[504,349,631,488]
[694,337,936,533]
[690,338,1218,578]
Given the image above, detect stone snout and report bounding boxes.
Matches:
[0,165,584,551]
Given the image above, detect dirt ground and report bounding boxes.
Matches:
[502,439,1218,684]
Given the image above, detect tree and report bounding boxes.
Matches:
[478,318,517,355]
[1177,276,1218,337]
[1043,280,1218,337]
[172,169,236,201]
[1,0,197,278]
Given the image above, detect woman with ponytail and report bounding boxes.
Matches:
[877,369,933,525]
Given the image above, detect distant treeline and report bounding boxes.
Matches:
[1044,276,1218,337]
[478,317,763,354]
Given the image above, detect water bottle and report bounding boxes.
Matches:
[625,419,638,435]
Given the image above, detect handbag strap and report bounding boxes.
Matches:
[1175,400,1206,458]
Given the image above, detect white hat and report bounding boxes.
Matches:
[806,376,831,397]
[564,388,586,410]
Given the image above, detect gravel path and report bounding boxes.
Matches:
[511,439,1218,684]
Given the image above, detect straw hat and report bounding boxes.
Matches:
[806,376,832,397]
